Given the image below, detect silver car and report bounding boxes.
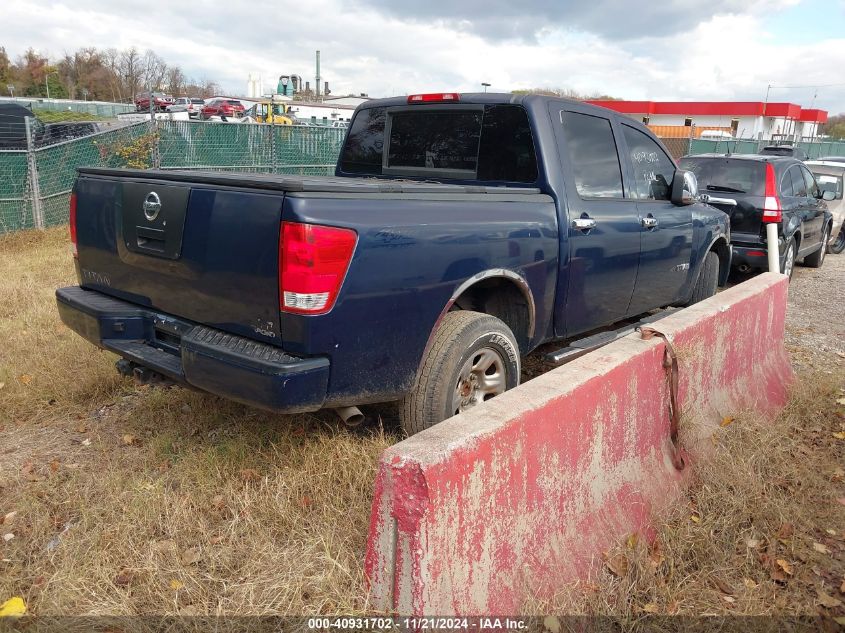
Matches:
[807,160,845,254]
[166,97,205,118]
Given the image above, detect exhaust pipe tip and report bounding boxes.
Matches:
[737,264,751,273]
[334,406,365,427]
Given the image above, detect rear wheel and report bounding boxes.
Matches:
[680,251,719,306]
[803,226,828,268]
[398,311,520,436]
[782,237,797,279]
[830,226,845,255]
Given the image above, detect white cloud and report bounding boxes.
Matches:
[2,0,843,114]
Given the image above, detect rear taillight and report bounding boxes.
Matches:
[69,191,78,258]
[407,93,460,103]
[762,163,782,223]
[280,222,357,315]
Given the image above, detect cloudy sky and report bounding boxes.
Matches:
[4,0,845,113]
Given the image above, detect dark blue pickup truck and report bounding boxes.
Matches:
[57,93,731,434]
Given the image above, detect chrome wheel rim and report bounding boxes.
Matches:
[819,229,829,264]
[451,347,506,416]
[783,243,795,277]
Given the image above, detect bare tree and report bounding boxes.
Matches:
[166,66,185,97]
[141,50,167,93]
[119,47,142,101]
[103,48,122,102]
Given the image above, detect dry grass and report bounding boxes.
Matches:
[3,228,844,619]
[528,370,845,620]
[0,228,393,615]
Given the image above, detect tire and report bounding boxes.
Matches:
[680,251,719,306]
[781,237,797,279]
[830,226,845,255]
[398,310,520,436]
[803,226,829,268]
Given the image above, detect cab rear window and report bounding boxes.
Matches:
[339,104,538,184]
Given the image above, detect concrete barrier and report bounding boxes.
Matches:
[365,273,792,614]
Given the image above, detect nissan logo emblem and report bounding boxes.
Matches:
[142,192,162,221]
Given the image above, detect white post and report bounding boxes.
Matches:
[24,116,45,230]
[766,223,780,273]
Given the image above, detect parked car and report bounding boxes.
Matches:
[42,121,101,143]
[135,92,175,112]
[200,99,245,119]
[806,160,845,254]
[760,145,808,161]
[0,103,99,148]
[679,153,834,277]
[166,97,205,117]
[58,93,731,434]
[818,156,845,163]
[0,103,45,148]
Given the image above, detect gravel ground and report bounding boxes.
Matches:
[784,249,845,372]
[522,250,845,382]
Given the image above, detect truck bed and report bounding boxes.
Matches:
[78,167,544,196]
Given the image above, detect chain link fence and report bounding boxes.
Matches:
[661,136,845,160]
[0,118,346,234]
[0,97,135,118]
[3,113,845,236]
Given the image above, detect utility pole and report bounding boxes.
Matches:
[316,50,321,101]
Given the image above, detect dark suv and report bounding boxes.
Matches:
[679,154,834,277]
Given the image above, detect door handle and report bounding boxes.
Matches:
[572,217,597,231]
[641,216,659,229]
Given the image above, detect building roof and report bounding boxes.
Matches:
[586,100,828,124]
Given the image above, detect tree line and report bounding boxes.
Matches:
[820,114,845,140]
[0,46,221,103]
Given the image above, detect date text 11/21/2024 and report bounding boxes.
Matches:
[306,617,528,630]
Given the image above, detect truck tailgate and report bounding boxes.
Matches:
[74,173,284,344]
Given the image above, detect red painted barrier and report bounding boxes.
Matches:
[365,273,792,615]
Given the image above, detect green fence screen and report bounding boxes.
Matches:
[34,122,152,227]
[3,115,845,236]
[0,151,33,233]
[157,120,345,174]
[0,98,135,118]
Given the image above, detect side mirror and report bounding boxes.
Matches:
[822,189,836,201]
[671,169,698,206]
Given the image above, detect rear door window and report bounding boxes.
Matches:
[621,125,674,200]
[560,111,624,198]
[780,169,794,197]
[789,166,807,197]
[801,166,819,198]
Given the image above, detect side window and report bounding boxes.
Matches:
[789,166,807,197]
[801,167,819,198]
[561,111,624,199]
[621,125,675,201]
[780,169,794,197]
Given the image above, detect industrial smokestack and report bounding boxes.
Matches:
[324,81,330,96]
[316,50,321,99]
[305,81,310,94]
